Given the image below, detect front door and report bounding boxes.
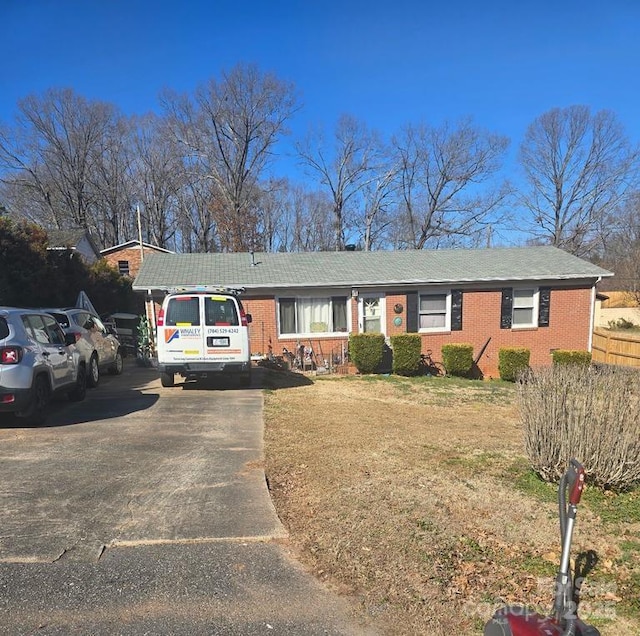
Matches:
[358,295,385,334]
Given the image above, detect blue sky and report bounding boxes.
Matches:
[1,0,639,190]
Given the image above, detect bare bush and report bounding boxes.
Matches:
[518,365,640,490]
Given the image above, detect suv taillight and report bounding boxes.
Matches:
[1,346,23,364]
[157,309,165,327]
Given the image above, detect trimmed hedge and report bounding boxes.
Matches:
[390,334,422,376]
[441,343,474,377]
[552,349,592,366]
[349,333,386,374]
[499,347,531,382]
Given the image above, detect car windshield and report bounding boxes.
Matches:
[0,317,9,340]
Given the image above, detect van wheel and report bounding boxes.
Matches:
[19,376,51,426]
[87,353,100,388]
[239,372,252,388]
[161,372,175,387]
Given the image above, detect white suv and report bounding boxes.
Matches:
[0,307,87,425]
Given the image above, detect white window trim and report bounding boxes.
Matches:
[418,289,451,333]
[511,287,539,329]
[276,295,351,338]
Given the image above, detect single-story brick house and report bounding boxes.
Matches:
[100,240,173,279]
[132,246,613,378]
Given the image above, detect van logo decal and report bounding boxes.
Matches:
[165,328,179,343]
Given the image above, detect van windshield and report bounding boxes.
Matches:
[166,297,201,326]
[205,297,239,326]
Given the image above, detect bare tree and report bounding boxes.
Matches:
[175,174,221,253]
[598,192,640,302]
[131,114,184,249]
[519,106,640,257]
[162,63,298,252]
[91,115,137,247]
[359,164,398,250]
[392,119,510,249]
[297,115,385,250]
[255,180,335,252]
[0,89,119,237]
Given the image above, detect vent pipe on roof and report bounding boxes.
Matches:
[250,250,257,266]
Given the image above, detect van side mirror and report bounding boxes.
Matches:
[246,314,252,324]
[64,333,76,347]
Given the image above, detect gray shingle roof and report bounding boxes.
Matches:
[132,246,613,292]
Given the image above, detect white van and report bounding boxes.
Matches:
[156,287,252,388]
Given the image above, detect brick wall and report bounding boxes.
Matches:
[243,285,594,378]
[102,246,161,279]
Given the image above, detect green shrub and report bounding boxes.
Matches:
[519,364,640,490]
[441,343,474,377]
[498,347,531,382]
[552,349,592,366]
[390,334,422,376]
[349,333,385,374]
[608,317,637,330]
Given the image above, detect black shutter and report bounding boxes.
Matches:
[451,290,463,331]
[500,288,513,329]
[406,292,418,332]
[538,287,551,327]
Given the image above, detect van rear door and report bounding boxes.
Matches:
[160,295,206,362]
[204,295,247,362]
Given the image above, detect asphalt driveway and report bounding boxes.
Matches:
[0,362,374,635]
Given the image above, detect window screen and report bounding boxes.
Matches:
[512,289,535,326]
[419,294,447,329]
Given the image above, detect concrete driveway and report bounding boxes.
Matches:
[0,362,374,635]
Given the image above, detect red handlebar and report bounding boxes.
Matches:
[568,460,586,505]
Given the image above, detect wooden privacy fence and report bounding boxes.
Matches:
[592,328,640,368]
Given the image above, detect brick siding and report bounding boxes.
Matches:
[102,246,162,280]
[242,286,594,379]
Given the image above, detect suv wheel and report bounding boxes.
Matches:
[108,349,124,375]
[19,376,50,426]
[87,353,100,388]
[68,363,87,402]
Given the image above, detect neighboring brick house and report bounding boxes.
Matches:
[100,240,173,279]
[132,246,613,378]
[47,229,101,263]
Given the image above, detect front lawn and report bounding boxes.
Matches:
[263,373,640,635]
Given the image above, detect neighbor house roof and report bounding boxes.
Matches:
[47,228,101,261]
[132,246,613,292]
[100,240,174,255]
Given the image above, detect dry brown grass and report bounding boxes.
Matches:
[263,373,640,636]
